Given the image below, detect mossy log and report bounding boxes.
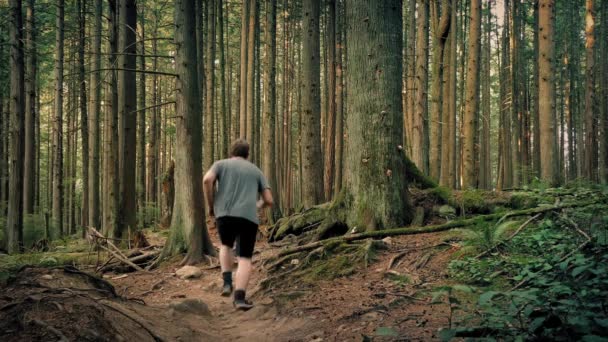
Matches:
[276,200,598,258]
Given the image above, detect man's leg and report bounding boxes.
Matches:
[217,217,237,296]
[233,219,258,310]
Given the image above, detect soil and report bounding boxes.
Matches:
[1,223,458,341]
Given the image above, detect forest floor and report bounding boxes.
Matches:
[2,186,608,341]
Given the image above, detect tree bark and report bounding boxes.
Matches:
[246,0,256,154]
[584,0,597,181]
[118,0,138,238]
[323,0,337,201]
[413,0,429,173]
[78,0,89,229]
[137,5,146,226]
[7,0,25,253]
[334,0,344,196]
[217,0,228,158]
[429,0,451,182]
[89,0,102,230]
[163,0,215,264]
[23,0,35,215]
[301,0,324,208]
[345,0,411,230]
[204,0,216,171]
[462,0,481,189]
[52,0,65,237]
[239,0,249,139]
[538,0,557,184]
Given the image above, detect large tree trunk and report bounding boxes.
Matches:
[52,0,65,237]
[479,0,491,189]
[429,0,451,182]
[440,3,457,189]
[7,0,25,253]
[301,0,324,208]
[163,0,215,264]
[118,0,138,238]
[532,1,541,179]
[89,0,101,230]
[217,0,228,158]
[462,0,481,189]
[584,0,597,181]
[23,0,35,215]
[146,14,159,212]
[137,6,146,226]
[78,0,89,229]
[333,0,344,196]
[246,0,256,153]
[510,0,521,188]
[204,0,216,171]
[412,0,429,173]
[262,0,282,222]
[600,0,608,184]
[345,0,411,230]
[538,0,557,184]
[323,0,337,202]
[103,0,119,238]
[239,0,249,139]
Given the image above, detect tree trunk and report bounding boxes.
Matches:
[323,0,337,201]
[413,0,429,173]
[479,0,491,189]
[510,0,521,187]
[146,13,159,213]
[600,0,608,183]
[163,0,215,264]
[77,0,89,229]
[532,0,541,179]
[204,0,216,171]
[334,0,344,196]
[89,0,101,230]
[440,3,457,189]
[429,0,451,182]
[23,0,35,215]
[217,0,228,158]
[7,0,25,253]
[538,0,557,184]
[404,0,416,156]
[246,0,256,154]
[345,0,411,230]
[584,0,597,181]
[137,6,146,226]
[239,0,249,139]
[52,0,64,237]
[462,0,481,189]
[103,0,119,238]
[301,0,324,208]
[262,0,282,222]
[118,0,138,238]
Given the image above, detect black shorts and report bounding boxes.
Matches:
[216,216,259,258]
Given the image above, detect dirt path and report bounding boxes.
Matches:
[108,229,455,341]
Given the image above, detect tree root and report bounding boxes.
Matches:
[276,200,599,258]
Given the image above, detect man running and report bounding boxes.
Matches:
[203,139,273,310]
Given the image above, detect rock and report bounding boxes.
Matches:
[203,281,220,292]
[40,274,53,280]
[381,237,393,246]
[290,259,300,265]
[175,266,202,279]
[361,311,381,321]
[169,298,211,316]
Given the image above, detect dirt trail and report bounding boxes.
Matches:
[108,229,454,341]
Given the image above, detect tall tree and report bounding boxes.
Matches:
[462,0,481,188]
[584,0,597,181]
[118,0,138,238]
[78,0,89,228]
[7,0,25,253]
[239,0,250,139]
[217,0,228,157]
[440,1,457,188]
[479,0,492,189]
[137,5,146,224]
[412,0,429,173]
[163,0,215,264]
[600,0,608,183]
[301,0,324,207]
[246,0,257,153]
[204,0,216,171]
[345,0,411,229]
[538,0,557,184]
[263,0,281,221]
[324,0,337,201]
[52,0,65,236]
[334,0,344,196]
[23,0,36,215]
[89,0,102,230]
[429,0,451,182]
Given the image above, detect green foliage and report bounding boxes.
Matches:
[444,202,608,340]
[458,220,520,256]
[428,186,454,205]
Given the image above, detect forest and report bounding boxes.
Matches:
[0,0,607,340]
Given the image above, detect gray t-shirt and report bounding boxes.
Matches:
[210,158,270,225]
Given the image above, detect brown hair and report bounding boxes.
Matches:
[230,139,250,159]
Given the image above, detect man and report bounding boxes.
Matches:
[203,139,273,310]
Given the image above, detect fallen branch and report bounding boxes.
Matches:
[98,244,146,273]
[277,201,597,258]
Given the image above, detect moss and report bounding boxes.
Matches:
[459,189,492,214]
[0,251,94,284]
[428,186,454,205]
[510,192,539,209]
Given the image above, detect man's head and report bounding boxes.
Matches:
[230,139,250,159]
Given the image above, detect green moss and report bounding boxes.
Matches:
[0,251,94,284]
[428,186,454,205]
[460,189,491,214]
[509,192,539,209]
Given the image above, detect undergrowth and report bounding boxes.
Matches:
[442,200,608,341]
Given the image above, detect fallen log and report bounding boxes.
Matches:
[276,200,599,258]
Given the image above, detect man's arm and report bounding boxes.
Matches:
[257,189,274,209]
[203,170,217,216]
